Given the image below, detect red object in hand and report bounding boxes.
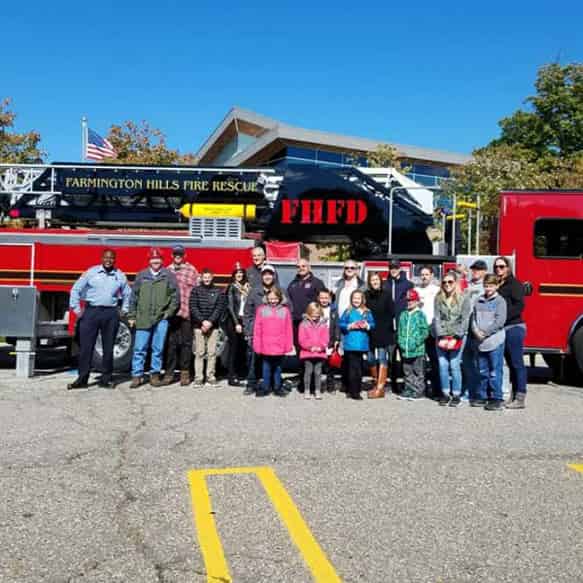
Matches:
[328,349,342,369]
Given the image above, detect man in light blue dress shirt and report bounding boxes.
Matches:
[68,249,131,389]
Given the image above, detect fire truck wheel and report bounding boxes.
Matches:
[92,321,134,373]
[572,326,583,377]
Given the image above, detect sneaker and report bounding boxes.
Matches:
[460,393,470,402]
[449,396,463,408]
[255,390,269,398]
[192,378,204,388]
[206,376,219,386]
[485,400,505,411]
[470,399,487,407]
[304,393,312,400]
[397,389,415,401]
[438,395,450,406]
[506,394,526,410]
[243,386,255,396]
[67,377,89,390]
[273,388,287,397]
[314,393,323,400]
[408,394,424,402]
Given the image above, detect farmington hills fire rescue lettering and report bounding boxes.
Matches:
[63,177,258,193]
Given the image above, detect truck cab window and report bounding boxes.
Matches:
[534,219,583,258]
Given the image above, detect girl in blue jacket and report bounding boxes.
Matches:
[339,290,375,400]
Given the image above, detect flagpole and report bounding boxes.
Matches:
[81,116,88,162]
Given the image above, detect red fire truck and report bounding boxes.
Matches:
[498,190,583,381]
[0,161,581,381]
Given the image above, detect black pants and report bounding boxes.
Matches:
[425,335,441,398]
[247,344,263,389]
[165,316,193,373]
[226,319,248,380]
[78,306,119,382]
[345,350,365,396]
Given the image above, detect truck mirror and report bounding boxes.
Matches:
[523,282,533,296]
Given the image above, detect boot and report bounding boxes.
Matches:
[161,372,174,386]
[129,376,143,389]
[506,393,526,409]
[367,365,379,398]
[180,370,191,386]
[150,373,163,387]
[369,365,387,399]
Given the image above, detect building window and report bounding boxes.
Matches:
[534,219,583,258]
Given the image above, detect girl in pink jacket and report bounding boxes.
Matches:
[298,302,330,400]
[252,288,293,397]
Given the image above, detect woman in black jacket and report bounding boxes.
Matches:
[226,267,251,386]
[365,272,395,398]
[495,256,527,409]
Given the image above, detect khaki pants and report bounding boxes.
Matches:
[193,328,219,381]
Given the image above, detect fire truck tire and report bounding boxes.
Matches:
[92,321,134,373]
[571,326,583,377]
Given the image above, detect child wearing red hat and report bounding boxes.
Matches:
[397,288,430,400]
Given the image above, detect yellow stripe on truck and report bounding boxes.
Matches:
[179,203,256,219]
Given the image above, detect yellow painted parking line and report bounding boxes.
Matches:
[188,471,232,582]
[187,466,342,583]
[568,464,583,473]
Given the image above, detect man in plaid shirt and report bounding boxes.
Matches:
[162,245,199,385]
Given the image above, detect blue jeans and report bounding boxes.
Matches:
[477,344,504,401]
[131,319,169,377]
[504,325,527,395]
[436,336,466,398]
[262,355,283,393]
[462,338,481,400]
[367,346,390,367]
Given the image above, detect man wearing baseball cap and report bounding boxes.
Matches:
[463,259,489,401]
[127,248,179,388]
[163,245,199,386]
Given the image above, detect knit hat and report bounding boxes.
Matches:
[149,247,163,259]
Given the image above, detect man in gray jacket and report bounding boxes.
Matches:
[471,274,507,410]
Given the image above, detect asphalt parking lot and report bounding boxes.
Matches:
[1,362,583,583]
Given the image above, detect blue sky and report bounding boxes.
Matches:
[4,0,582,162]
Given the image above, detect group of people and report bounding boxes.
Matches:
[67,245,528,410]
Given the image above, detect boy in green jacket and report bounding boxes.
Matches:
[398,289,430,400]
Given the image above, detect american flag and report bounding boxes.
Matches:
[85,128,117,161]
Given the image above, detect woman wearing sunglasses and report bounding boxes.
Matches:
[434,271,472,407]
[494,256,527,409]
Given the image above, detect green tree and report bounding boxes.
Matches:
[104,120,197,165]
[492,63,583,157]
[0,98,44,163]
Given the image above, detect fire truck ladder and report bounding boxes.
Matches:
[0,163,283,229]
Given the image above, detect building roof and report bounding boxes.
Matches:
[196,106,471,166]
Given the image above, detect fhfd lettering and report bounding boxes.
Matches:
[281,199,367,225]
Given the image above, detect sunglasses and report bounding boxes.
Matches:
[344,266,356,270]
[494,264,507,269]
[443,280,455,285]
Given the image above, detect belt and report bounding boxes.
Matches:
[87,304,117,309]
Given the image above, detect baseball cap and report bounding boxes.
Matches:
[470,259,488,270]
[172,244,185,256]
[261,264,276,273]
[407,289,420,302]
[388,259,401,269]
[149,247,163,259]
